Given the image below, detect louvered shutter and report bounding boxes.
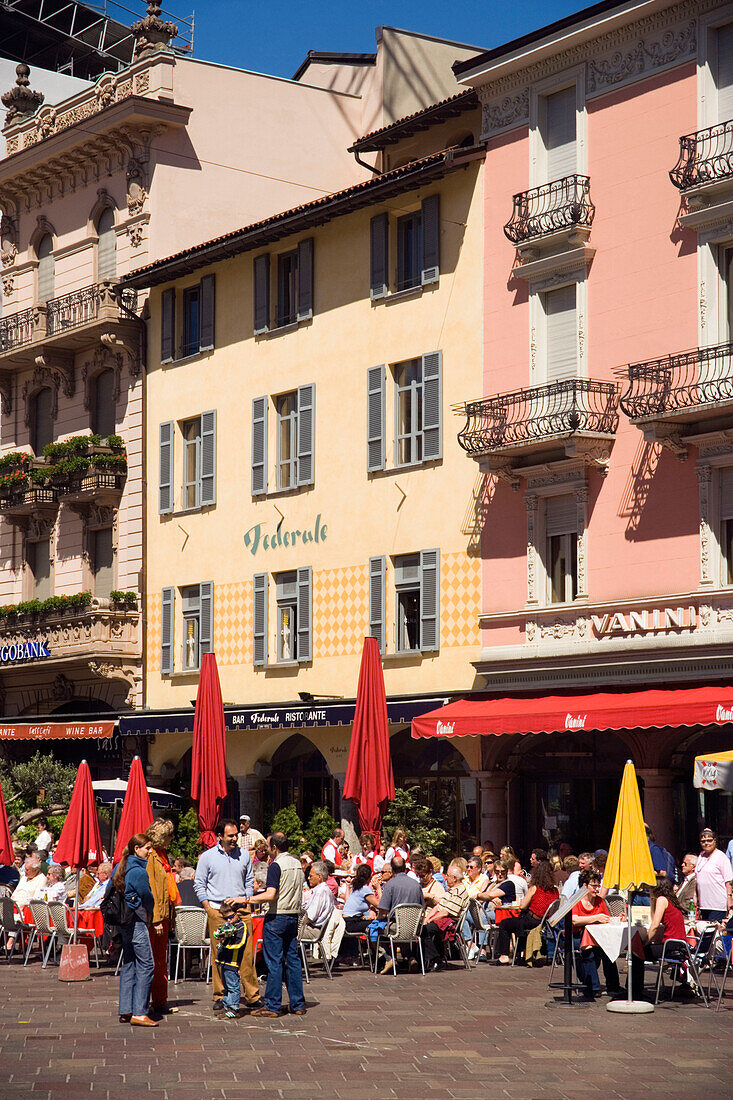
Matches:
[254,254,270,334]
[199,274,215,351]
[297,238,314,321]
[721,468,733,520]
[158,421,174,514]
[37,234,54,302]
[369,555,386,654]
[161,587,174,674]
[253,572,268,666]
[251,396,268,496]
[370,212,389,300]
[422,351,442,461]
[97,208,116,281]
[545,86,576,181]
[366,366,385,472]
[161,288,175,363]
[297,384,315,486]
[419,548,439,652]
[200,409,216,506]
[421,194,440,284]
[297,566,312,662]
[545,284,577,381]
[199,581,213,658]
[545,494,577,536]
[718,23,733,123]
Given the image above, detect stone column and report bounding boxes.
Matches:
[476,772,508,851]
[332,773,361,852]
[697,464,714,587]
[233,775,263,828]
[637,768,675,853]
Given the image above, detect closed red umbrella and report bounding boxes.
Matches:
[191,651,228,848]
[113,756,154,863]
[54,759,103,945]
[0,777,13,866]
[343,636,395,839]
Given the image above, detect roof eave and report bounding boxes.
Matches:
[349,90,478,153]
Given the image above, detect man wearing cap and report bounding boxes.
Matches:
[238,815,265,854]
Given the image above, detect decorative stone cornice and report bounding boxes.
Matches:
[89,658,141,708]
[479,0,709,138]
[1,65,44,129]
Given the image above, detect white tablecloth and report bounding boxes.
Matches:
[585,922,647,963]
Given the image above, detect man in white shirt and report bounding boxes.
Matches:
[562,851,594,899]
[305,861,335,929]
[80,862,113,909]
[42,866,68,903]
[321,828,344,866]
[11,857,47,907]
[238,815,265,853]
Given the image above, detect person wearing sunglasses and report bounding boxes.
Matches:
[695,829,733,921]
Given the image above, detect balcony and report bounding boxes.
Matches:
[0,486,58,519]
[504,175,596,279]
[669,121,733,228]
[458,378,619,478]
[0,601,139,666]
[620,341,733,454]
[0,283,138,369]
[58,470,125,508]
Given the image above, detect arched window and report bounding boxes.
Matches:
[92,368,116,437]
[96,207,116,281]
[30,387,54,454]
[36,233,54,302]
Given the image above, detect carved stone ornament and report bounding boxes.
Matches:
[25,513,55,542]
[22,358,74,426]
[132,2,178,59]
[51,673,74,702]
[0,376,12,416]
[586,19,696,94]
[88,659,141,708]
[2,271,15,298]
[127,222,145,248]
[1,214,17,268]
[82,347,122,411]
[480,88,529,136]
[1,64,44,128]
[126,158,148,216]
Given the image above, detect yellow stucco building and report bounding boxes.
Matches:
[122,94,486,847]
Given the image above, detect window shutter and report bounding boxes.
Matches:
[366,365,385,472]
[297,237,314,321]
[37,234,54,302]
[161,288,175,363]
[251,396,268,496]
[199,274,215,351]
[370,212,389,300]
[545,86,577,180]
[717,23,733,123]
[422,351,443,461]
[297,383,315,486]
[297,565,312,662]
[253,572,268,666]
[721,468,733,520]
[545,284,577,381]
[97,209,116,281]
[158,421,174,514]
[200,409,217,506]
[545,494,577,536]
[161,587,174,674]
[421,194,440,285]
[419,548,439,652]
[199,581,213,657]
[254,253,270,334]
[368,555,386,654]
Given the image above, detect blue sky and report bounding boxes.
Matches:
[188,1,589,79]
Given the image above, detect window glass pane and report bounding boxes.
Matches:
[549,533,577,603]
[31,387,54,454]
[277,602,297,661]
[92,528,114,598]
[276,392,297,489]
[397,213,422,290]
[277,252,298,326]
[37,234,54,302]
[92,369,116,437]
[97,208,116,281]
[395,360,423,465]
[183,614,199,669]
[182,418,201,509]
[397,589,420,650]
[183,288,200,356]
[30,540,51,600]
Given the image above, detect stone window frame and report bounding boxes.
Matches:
[87,188,120,284]
[528,64,587,188]
[527,267,588,387]
[525,473,588,608]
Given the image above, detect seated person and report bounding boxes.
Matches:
[462,856,490,959]
[80,862,112,908]
[571,869,621,1000]
[476,858,518,921]
[301,860,335,940]
[428,856,447,890]
[323,860,339,899]
[340,863,379,960]
[300,851,315,883]
[42,865,68,904]
[421,861,469,972]
[413,856,446,904]
[6,856,47,950]
[630,880,693,998]
[560,856,581,897]
[0,859,20,891]
[492,859,558,965]
[373,856,424,973]
[177,865,203,908]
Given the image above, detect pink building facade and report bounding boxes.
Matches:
[453,0,733,856]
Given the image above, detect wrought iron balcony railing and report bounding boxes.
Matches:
[620,341,733,420]
[504,174,595,245]
[58,471,126,498]
[0,307,39,353]
[458,378,620,458]
[669,121,733,191]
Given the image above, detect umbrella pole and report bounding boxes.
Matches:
[607,887,654,1014]
[109,800,118,861]
[72,871,80,945]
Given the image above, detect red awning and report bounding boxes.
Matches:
[0,722,114,740]
[411,686,733,739]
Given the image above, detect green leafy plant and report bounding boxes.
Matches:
[382,786,452,864]
[267,805,305,855]
[110,590,138,608]
[0,751,78,832]
[0,591,92,622]
[168,807,202,865]
[303,807,339,857]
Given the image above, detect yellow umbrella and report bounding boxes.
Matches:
[603,760,656,1015]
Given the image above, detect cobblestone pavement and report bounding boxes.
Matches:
[1,956,732,1100]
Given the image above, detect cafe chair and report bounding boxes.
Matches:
[0,884,11,899]
[374,903,426,977]
[172,906,210,983]
[715,941,732,1013]
[468,898,494,962]
[340,926,372,970]
[511,900,560,966]
[297,910,333,982]
[451,898,474,970]
[653,938,708,1007]
[26,900,69,967]
[604,893,627,919]
[0,898,31,962]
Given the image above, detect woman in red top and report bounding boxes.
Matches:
[492,860,558,964]
[630,880,691,999]
[571,870,621,999]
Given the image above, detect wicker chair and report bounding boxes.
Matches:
[172,906,210,983]
[0,884,11,899]
[1,898,33,962]
[375,903,426,977]
[604,893,627,918]
[26,900,70,967]
[297,909,333,982]
[467,898,494,962]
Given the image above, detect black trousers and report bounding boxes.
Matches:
[494,913,540,958]
[341,917,371,957]
[421,921,448,966]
